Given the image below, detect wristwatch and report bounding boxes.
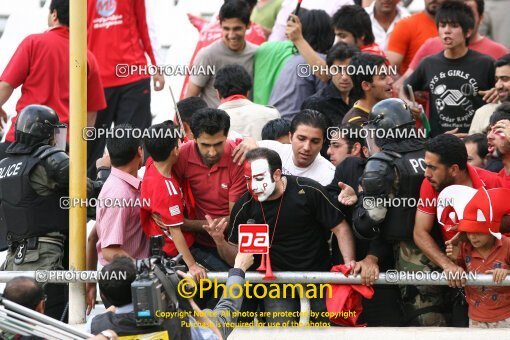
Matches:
[100,330,116,339]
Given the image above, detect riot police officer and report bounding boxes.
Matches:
[350,98,447,326]
[0,104,106,321]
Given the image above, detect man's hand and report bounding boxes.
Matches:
[188,262,207,281]
[234,252,254,272]
[337,182,358,206]
[153,73,165,91]
[443,262,467,288]
[232,137,257,165]
[203,215,228,243]
[96,153,111,169]
[493,119,510,143]
[479,88,499,104]
[444,128,468,139]
[409,103,423,121]
[487,268,510,284]
[85,283,96,315]
[353,256,379,286]
[285,14,303,42]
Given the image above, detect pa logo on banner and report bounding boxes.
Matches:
[238,224,269,254]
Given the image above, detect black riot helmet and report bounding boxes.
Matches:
[15,105,66,148]
[368,98,415,130]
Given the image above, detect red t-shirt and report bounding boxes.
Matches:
[498,168,510,189]
[0,26,106,142]
[172,140,247,247]
[417,164,502,241]
[87,0,158,87]
[458,236,510,323]
[409,36,509,71]
[140,158,195,257]
[361,42,387,58]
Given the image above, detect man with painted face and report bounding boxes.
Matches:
[205,147,355,324]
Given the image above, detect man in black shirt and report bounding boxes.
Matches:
[402,0,495,137]
[301,43,358,128]
[204,147,356,324]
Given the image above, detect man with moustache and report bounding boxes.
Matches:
[414,134,501,283]
[232,110,336,186]
[170,108,247,271]
[204,147,356,325]
[365,0,410,52]
[487,103,510,188]
[470,54,510,135]
[413,134,502,326]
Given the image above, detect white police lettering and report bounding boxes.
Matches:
[0,162,23,179]
[409,158,426,173]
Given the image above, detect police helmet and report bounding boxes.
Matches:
[15,105,62,146]
[368,98,415,130]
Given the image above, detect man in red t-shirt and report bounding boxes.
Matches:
[141,122,206,280]
[414,134,501,288]
[172,109,246,272]
[0,0,106,158]
[86,0,164,177]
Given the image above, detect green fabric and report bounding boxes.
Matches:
[253,40,295,105]
[250,0,284,31]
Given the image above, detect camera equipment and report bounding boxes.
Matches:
[132,235,191,327]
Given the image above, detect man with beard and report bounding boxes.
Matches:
[487,103,510,187]
[340,99,446,326]
[387,0,445,75]
[204,147,356,325]
[470,54,510,135]
[413,134,501,325]
[170,108,247,271]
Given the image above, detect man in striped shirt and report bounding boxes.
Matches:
[95,124,150,265]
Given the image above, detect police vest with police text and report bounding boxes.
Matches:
[382,148,426,241]
[0,147,68,242]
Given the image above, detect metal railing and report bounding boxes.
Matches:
[0,270,508,286]
[0,296,93,339]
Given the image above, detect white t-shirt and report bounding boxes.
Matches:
[258,140,335,186]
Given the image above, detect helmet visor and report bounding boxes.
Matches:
[53,124,67,151]
[361,123,379,157]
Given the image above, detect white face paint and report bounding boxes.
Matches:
[244,159,276,202]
